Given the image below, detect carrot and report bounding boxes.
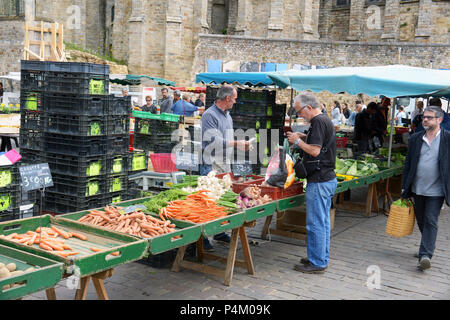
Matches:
[40,243,53,251]
[70,232,87,241]
[90,247,102,252]
[51,226,70,239]
[58,251,80,257]
[110,251,120,256]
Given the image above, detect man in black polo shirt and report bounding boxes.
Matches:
[287,91,337,274]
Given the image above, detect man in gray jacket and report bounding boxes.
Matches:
[159,88,173,114]
[402,105,450,271]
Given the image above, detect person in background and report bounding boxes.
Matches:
[122,87,129,97]
[342,103,351,119]
[287,91,337,274]
[354,102,376,156]
[320,103,328,117]
[195,93,206,108]
[370,102,388,148]
[200,85,251,251]
[411,101,425,133]
[141,96,157,113]
[159,88,173,114]
[395,106,407,126]
[413,98,448,133]
[402,106,450,271]
[331,101,341,126]
[348,103,362,127]
[171,93,204,116]
[411,101,424,123]
[0,82,3,101]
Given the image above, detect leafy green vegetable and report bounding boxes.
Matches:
[392,199,410,208]
[143,189,190,213]
[346,161,358,176]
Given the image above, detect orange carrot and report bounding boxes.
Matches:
[110,251,120,256]
[70,232,87,241]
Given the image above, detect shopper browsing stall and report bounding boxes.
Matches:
[159,88,173,114]
[287,91,337,274]
[401,106,450,271]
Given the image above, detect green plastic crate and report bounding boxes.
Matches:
[244,202,277,222]
[277,195,306,212]
[132,110,180,123]
[366,173,381,184]
[0,215,148,277]
[335,181,350,194]
[348,177,367,189]
[0,245,64,300]
[199,212,245,237]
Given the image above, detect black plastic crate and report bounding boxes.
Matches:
[42,133,129,157]
[106,154,129,175]
[21,60,109,75]
[42,92,109,116]
[232,115,285,130]
[127,151,148,172]
[107,115,130,135]
[42,192,106,214]
[0,165,19,191]
[41,112,108,136]
[237,89,276,103]
[20,91,43,111]
[20,70,47,92]
[106,174,128,193]
[20,110,42,130]
[0,208,21,222]
[133,134,178,152]
[109,96,132,116]
[0,188,20,213]
[18,148,41,164]
[19,128,42,151]
[134,118,179,135]
[154,142,178,154]
[48,174,108,198]
[44,153,107,177]
[104,190,129,205]
[45,72,109,95]
[136,244,196,269]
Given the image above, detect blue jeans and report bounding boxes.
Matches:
[413,194,444,260]
[305,178,337,268]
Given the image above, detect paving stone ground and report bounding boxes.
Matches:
[23,186,450,300]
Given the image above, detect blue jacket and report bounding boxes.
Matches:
[402,129,450,206]
[171,100,198,116]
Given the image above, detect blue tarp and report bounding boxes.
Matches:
[268,65,450,98]
[196,72,275,87]
[207,59,223,73]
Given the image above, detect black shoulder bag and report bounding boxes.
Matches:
[293,130,334,179]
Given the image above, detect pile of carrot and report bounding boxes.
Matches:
[77,205,177,238]
[160,190,230,223]
[0,226,87,258]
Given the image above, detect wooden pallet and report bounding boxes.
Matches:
[24,21,66,62]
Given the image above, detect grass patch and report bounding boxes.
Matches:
[64,42,127,65]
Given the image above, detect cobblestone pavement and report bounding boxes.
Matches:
[23,186,450,300]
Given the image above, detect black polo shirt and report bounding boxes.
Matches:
[305,113,336,183]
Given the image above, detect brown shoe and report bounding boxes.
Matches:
[293,264,326,274]
[300,257,310,265]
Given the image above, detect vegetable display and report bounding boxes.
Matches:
[143,189,190,214]
[77,205,177,238]
[181,171,233,200]
[236,186,272,209]
[0,227,89,258]
[159,190,231,223]
[0,263,36,290]
[0,169,12,188]
[335,158,379,177]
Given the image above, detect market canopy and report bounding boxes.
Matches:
[196,72,275,87]
[268,65,450,99]
[110,74,175,86]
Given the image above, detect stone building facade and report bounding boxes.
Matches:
[0,0,449,87]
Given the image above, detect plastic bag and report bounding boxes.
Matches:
[265,148,295,189]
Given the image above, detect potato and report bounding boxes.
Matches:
[2,284,11,291]
[10,270,24,277]
[0,267,11,279]
[6,263,16,272]
[0,263,5,269]
[25,267,35,273]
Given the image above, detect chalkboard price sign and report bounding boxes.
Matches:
[176,152,199,172]
[19,163,54,192]
[232,162,253,177]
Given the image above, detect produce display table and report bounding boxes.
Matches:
[44,268,114,300]
[171,221,256,287]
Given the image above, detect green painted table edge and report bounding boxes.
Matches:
[0,244,64,300]
[244,202,277,222]
[0,215,149,277]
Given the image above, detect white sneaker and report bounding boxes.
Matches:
[418,256,431,271]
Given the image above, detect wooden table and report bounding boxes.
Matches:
[171,222,256,286]
[45,269,114,300]
[334,181,380,217]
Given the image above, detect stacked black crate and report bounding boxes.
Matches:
[230,88,286,174]
[20,60,131,214]
[0,164,20,221]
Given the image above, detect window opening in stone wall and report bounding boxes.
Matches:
[365,0,385,5]
[211,0,229,34]
[111,5,115,23]
[335,0,351,7]
[0,0,25,18]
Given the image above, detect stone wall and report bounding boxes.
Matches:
[0,20,25,78]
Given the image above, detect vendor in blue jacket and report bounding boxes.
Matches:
[171,93,205,116]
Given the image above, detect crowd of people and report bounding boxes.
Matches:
[135,87,206,116]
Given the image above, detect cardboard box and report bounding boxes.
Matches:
[281,205,335,230]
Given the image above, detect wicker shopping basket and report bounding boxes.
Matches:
[385,199,416,238]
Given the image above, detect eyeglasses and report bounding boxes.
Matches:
[423,116,438,120]
[297,105,308,114]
